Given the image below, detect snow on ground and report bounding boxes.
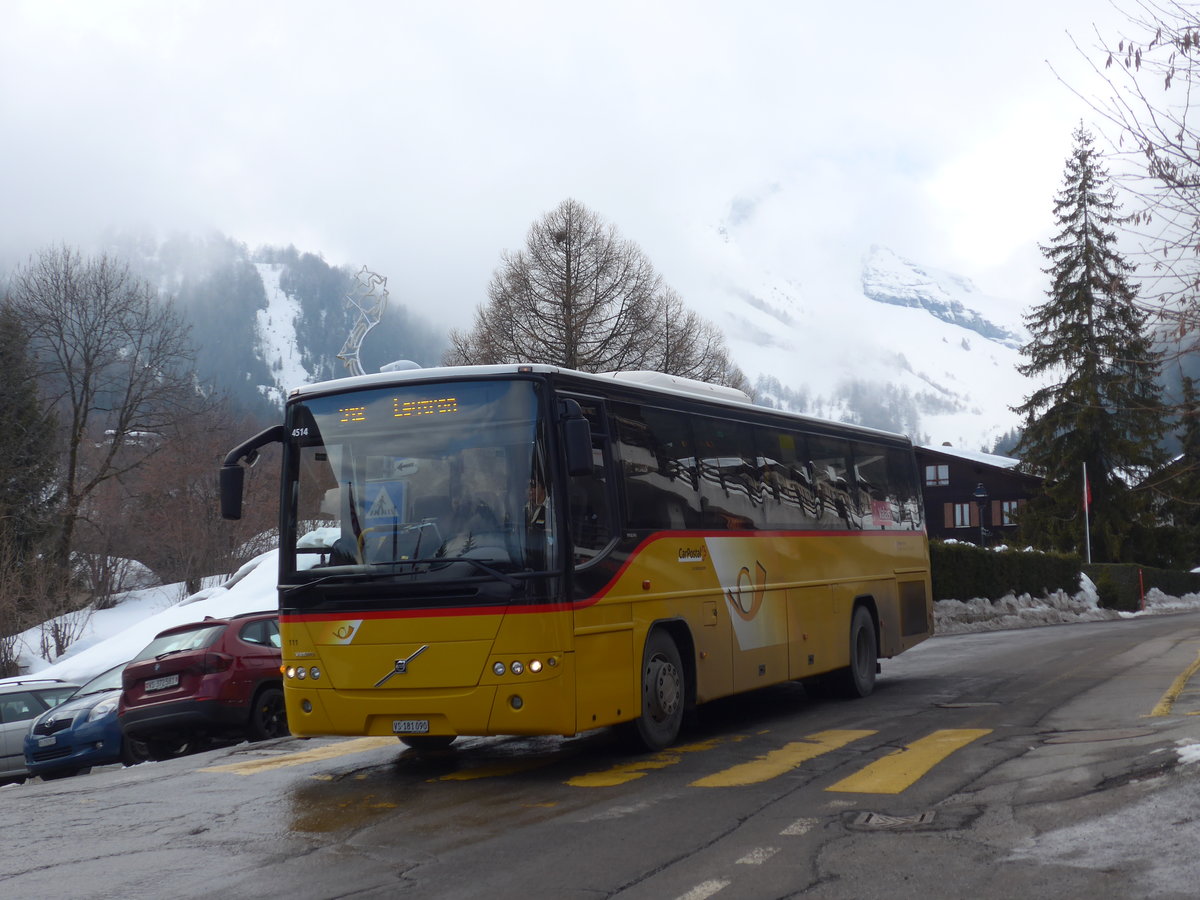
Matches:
[7,552,1200,686]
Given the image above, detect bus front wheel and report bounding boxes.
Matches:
[632,629,685,751]
[837,605,878,698]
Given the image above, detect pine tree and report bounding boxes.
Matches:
[1012,126,1167,563]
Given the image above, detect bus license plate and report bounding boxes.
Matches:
[392,719,430,734]
[145,674,179,692]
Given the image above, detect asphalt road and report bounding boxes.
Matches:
[4,612,1200,900]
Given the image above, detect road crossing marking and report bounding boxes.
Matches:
[201,727,989,797]
[690,729,876,788]
[825,728,992,794]
[736,846,779,865]
[676,880,730,900]
[566,736,736,787]
[200,736,396,775]
[781,817,818,836]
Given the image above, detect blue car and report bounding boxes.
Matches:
[24,663,149,779]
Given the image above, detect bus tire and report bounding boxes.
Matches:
[399,735,457,751]
[632,629,685,751]
[837,605,878,698]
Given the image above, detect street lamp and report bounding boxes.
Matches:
[972,482,989,547]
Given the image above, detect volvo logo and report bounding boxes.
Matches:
[374,645,429,686]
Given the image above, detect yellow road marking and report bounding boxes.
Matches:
[826,728,992,794]
[200,737,397,775]
[436,759,559,781]
[1150,650,1200,717]
[567,737,735,787]
[691,730,876,788]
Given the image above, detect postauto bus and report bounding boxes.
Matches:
[220,364,933,751]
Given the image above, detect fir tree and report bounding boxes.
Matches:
[0,301,58,553]
[1012,126,1167,563]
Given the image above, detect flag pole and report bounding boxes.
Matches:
[1082,461,1092,565]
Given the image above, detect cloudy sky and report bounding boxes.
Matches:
[1,0,1137,328]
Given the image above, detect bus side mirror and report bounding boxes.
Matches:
[219,425,286,521]
[560,399,593,477]
[220,465,245,520]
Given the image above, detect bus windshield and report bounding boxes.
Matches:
[282,379,554,583]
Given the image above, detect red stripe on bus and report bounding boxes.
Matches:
[281,527,925,624]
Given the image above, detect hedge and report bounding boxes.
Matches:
[1081,563,1200,613]
[931,541,1200,611]
[930,541,1080,603]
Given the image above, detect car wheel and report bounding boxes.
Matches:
[121,736,150,766]
[145,737,192,761]
[247,687,289,741]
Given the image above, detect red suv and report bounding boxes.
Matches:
[118,611,287,759]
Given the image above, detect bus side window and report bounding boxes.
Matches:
[612,403,699,530]
[809,435,856,529]
[757,427,817,530]
[693,417,760,530]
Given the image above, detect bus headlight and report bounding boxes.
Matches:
[510,661,524,675]
[309,667,321,680]
[529,659,543,673]
[493,661,506,676]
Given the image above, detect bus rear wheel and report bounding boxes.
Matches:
[836,605,878,698]
[632,629,685,751]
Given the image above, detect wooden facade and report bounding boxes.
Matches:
[913,444,1042,546]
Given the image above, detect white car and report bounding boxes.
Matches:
[0,678,79,785]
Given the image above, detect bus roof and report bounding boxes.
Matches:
[286,363,912,446]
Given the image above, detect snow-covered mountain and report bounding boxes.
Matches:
[687,227,1034,451]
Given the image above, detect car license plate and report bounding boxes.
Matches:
[38,736,56,747]
[392,719,430,734]
[144,674,179,692]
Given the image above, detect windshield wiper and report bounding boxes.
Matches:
[360,556,524,588]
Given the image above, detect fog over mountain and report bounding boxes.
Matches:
[4,227,1038,450]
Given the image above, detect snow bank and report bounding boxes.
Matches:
[9,549,1200,686]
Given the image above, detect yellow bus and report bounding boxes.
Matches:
[220,364,932,751]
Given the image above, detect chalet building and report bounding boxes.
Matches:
[913,444,1043,545]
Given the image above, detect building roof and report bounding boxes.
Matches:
[917,444,1021,470]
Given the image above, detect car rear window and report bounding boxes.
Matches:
[132,624,226,662]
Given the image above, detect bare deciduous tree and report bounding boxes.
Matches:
[121,405,279,595]
[1067,3,1200,345]
[446,199,747,388]
[9,246,207,569]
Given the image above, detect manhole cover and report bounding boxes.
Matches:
[1042,728,1157,744]
[849,811,937,830]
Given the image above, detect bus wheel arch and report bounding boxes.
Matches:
[630,622,692,751]
[838,599,879,699]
